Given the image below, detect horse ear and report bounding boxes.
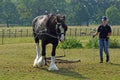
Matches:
[63,23,68,31]
[63,15,65,19]
[48,13,53,18]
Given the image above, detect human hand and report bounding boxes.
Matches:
[92,35,95,38]
[105,37,109,41]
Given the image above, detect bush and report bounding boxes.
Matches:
[109,39,120,48]
[85,38,98,49]
[58,37,83,49]
[85,38,120,49]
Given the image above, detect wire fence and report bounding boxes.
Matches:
[0,27,120,45]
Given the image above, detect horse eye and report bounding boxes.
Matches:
[63,16,65,19]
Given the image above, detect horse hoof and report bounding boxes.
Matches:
[48,64,59,71]
[33,60,39,68]
[37,57,45,67]
[33,64,38,68]
[48,67,59,71]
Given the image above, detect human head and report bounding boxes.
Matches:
[102,16,108,25]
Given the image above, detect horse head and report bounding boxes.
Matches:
[46,13,67,42]
[56,14,68,42]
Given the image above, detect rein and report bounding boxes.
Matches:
[34,28,62,40]
[33,14,66,40]
[34,31,59,39]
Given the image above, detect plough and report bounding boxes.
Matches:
[46,55,81,63]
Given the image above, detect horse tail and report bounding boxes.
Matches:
[32,18,40,43]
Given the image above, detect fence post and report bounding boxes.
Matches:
[15,29,16,38]
[117,28,119,36]
[9,29,11,38]
[2,29,4,45]
[70,28,71,36]
[79,28,81,36]
[85,28,87,36]
[27,29,28,37]
[113,28,115,36]
[75,28,77,36]
[118,29,120,36]
[21,29,22,38]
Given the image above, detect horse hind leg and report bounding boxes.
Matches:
[37,43,46,67]
[33,42,41,68]
[33,36,41,68]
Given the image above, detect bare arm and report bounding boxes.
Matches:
[93,32,99,38]
[108,32,112,37]
[94,32,99,36]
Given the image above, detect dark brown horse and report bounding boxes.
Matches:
[32,13,67,70]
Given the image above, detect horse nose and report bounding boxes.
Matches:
[60,39,64,42]
[60,35,65,42]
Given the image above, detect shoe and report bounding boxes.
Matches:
[106,56,109,62]
[100,61,103,63]
[100,58,103,63]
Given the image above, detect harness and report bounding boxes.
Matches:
[33,14,66,40]
[34,23,64,40]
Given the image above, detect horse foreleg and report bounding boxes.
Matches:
[48,44,59,70]
[33,43,41,68]
[37,43,46,67]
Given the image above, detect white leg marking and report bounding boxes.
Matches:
[59,26,65,42]
[37,56,45,67]
[33,43,41,68]
[48,56,59,70]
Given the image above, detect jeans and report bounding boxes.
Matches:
[99,39,109,61]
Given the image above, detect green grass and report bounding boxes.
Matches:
[0,26,120,80]
[0,37,34,45]
[0,41,120,80]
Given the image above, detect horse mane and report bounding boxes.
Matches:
[46,13,57,28]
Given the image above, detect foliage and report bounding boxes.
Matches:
[0,0,120,26]
[58,37,83,49]
[106,6,120,25]
[1,0,17,27]
[85,38,98,49]
[86,38,120,49]
[109,38,120,48]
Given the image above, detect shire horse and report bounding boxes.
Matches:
[32,13,67,70]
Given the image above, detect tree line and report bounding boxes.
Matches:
[0,0,120,27]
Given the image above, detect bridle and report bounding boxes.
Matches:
[56,23,66,36]
[33,14,67,41]
[34,22,66,40]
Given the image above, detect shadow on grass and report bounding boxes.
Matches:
[46,68,89,80]
[110,62,120,66]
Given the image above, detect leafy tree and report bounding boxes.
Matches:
[16,0,34,25]
[1,0,17,27]
[0,0,120,26]
[94,0,112,24]
[106,6,120,25]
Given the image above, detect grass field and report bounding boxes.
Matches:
[0,26,120,80]
[0,36,120,80]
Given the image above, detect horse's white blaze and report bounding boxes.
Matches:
[48,56,59,70]
[59,26,65,42]
[33,43,40,67]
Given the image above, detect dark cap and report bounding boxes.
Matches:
[102,16,108,21]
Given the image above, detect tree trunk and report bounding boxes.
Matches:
[6,19,9,28]
[86,21,89,27]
